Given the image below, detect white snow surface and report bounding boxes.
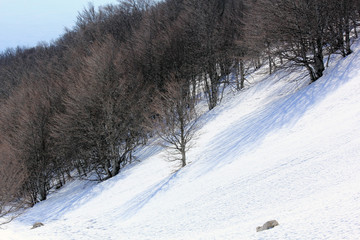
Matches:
[2,40,360,239]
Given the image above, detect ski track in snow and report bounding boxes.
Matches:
[2,40,360,239]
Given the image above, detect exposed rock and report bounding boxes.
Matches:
[31,222,44,229]
[256,220,279,232]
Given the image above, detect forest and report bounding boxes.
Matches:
[0,0,359,219]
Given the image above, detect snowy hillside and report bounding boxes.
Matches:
[2,39,360,239]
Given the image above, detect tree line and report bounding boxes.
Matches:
[0,0,358,219]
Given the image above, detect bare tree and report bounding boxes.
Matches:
[149,79,199,168]
[0,141,28,224]
[326,0,358,58]
[0,81,51,205]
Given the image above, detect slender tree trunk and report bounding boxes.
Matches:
[345,17,352,55]
[204,69,219,110]
[38,177,47,201]
[265,42,273,74]
[314,38,325,80]
[268,54,272,74]
[236,59,245,90]
[239,59,245,90]
[110,144,120,177]
[352,19,358,38]
[180,111,186,167]
[338,20,346,57]
[255,57,261,69]
[181,148,186,167]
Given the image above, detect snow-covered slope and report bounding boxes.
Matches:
[2,40,360,240]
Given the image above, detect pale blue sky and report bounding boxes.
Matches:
[0,0,120,52]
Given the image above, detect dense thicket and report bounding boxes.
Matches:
[0,0,358,214]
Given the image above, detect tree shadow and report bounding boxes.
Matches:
[191,48,360,178]
[118,170,181,220]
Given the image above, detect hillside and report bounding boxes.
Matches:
[1,39,360,240]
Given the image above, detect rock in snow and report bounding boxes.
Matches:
[256,220,279,232]
[30,222,44,229]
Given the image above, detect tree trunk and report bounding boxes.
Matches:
[239,59,245,90]
[180,112,186,168]
[345,17,352,56]
[338,20,346,57]
[38,177,47,202]
[266,42,273,74]
[181,148,186,167]
[352,19,358,38]
[204,70,219,110]
[307,38,325,83]
[111,158,120,177]
[110,144,120,177]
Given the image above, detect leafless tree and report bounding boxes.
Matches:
[245,0,359,82]
[0,81,52,204]
[326,0,359,58]
[149,79,199,168]
[0,141,28,224]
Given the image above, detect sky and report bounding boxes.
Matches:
[0,0,120,52]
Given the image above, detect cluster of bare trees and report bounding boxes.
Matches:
[0,0,359,217]
[245,0,360,82]
[53,36,151,181]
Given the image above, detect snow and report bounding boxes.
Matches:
[2,40,360,239]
